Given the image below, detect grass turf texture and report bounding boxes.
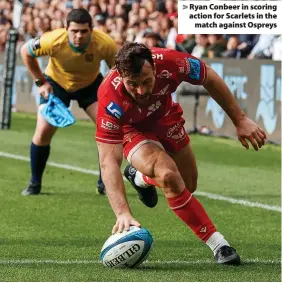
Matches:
[0,113,280,282]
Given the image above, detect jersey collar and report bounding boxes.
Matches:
[68,36,91,53]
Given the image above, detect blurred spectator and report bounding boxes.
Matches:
[248,35,276,59]
[111,31,125,50]
[156,0,166,14]
[144,0,156,14]
[139,18,148,31]
[115,16,127,35]
[94,14,107,32]
[180,35,196,54]
[89,4,101,18]
[206,34,226,58]
[222,36,241,58]
[33,17,45,35]
[115,3,128,21]
[142,29,164,48]
[132,20,149,43]
[99,0,109,16]
[139,7,149,20]
[26,21,37,39]
[42,17,51,33]
[192,34,209,58]
[106,4,116,18]
[128,0,140,20]
[237,34,259,58]
[50,19,64,30]
[105,17,116,33]
[272,35,282,61]
[165,0,177,18]
[126,21,138,42]
[165,15,178,49]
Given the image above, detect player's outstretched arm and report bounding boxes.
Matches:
[20,43,52,99]
[203,65,267,151]
[97,142,141,233]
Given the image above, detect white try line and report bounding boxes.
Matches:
[0,258,280,265]
[0,151,281,213]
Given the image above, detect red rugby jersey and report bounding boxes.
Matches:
[96,48,207,144]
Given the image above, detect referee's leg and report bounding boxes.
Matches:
[22,105,57,196]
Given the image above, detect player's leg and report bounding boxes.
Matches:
[169,143,198,193]
[123,131,163,207]
[159,116,240,264]
[22,105,57,196]
[124,101,240,265]
[131,104,198,194]
[85,100,98,123]
[129,142,185,192]
[129,140,240,264]
[78,74,105,195]
[22,75,70,196]
[169,142,241,263]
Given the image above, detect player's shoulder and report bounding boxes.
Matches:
[151,47,204,81]
[28,28,67,56]
[151,47,186,62]
[98,69,125,120]
[98,68,124,102]
[41,28,67,43]
[91,29,116,46]
[151,48,185,75]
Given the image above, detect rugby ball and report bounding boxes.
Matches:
[100,226,153,268]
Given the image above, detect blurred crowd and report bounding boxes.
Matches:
[0,0,281,60]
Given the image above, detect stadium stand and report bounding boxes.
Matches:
[0,0,281,60]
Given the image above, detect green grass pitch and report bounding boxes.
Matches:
[0,113,280,281]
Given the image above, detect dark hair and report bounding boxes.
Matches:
[66,8,92,29]
[115,42,154,77]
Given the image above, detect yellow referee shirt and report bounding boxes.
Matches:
[28,28,117,92]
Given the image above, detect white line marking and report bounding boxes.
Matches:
[0,258,280,265]
[0,151,100,175]
[195,192,282,213]
[0,151,281,213]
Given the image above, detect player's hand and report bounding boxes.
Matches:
[236,117,267,151]
[38,82,53,99]
[112,213,141,234]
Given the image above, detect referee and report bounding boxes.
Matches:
[20,8,117,196]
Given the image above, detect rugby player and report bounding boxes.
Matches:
[96,43,267,264]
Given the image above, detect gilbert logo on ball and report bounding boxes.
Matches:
[100,226,153,268]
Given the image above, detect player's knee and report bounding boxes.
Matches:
[33,129,55,145]
[160,169,182,192]
[33,135,52,145]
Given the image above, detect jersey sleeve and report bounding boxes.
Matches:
[172,51,207,85]
[27,31,56,58]
[96,87,124,144]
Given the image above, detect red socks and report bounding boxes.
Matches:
[141,174,216,243]
[167,188,216,242]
